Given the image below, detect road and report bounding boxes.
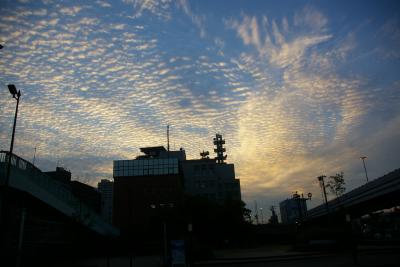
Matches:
[50,246,400,267]
[194,250,399,267]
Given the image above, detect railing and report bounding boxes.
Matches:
[0,151,119,237]
[306,169,400,219]
[0,150,77,207]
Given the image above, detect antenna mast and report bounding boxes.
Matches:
[213,133,227,164]
[32,146,37,166]
[167,125,170,152]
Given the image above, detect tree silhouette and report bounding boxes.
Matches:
[326,171,346,198]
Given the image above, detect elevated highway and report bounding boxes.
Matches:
[0,151,119,238]
[306,168,400,220]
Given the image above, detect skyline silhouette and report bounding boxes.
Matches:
[1,0,400,216]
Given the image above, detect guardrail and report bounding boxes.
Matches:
[306,169,400,219]
[0,151,119,237]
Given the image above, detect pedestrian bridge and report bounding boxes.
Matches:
[306,168,400,220]
[0,151,119,238]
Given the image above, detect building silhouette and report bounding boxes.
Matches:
[97,179,114,224]
[45,167,101,213]
[44,166,71,184]
[113,146,185,237]
[181,158,240,203]
[112,134,241,238]
[182,134,240,203]
[279,197,307,224]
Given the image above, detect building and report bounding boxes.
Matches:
[44,167,101,214]
[44,167,72,184]
[70,180,101,214]
[45,167,101,214]
[279,196,308,224]
[113,146,185,236]
[97,179,113,224]
[112,134,242,237]
[181,134,241,203]
[181,159,241,203]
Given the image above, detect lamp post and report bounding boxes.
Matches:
[259,207,264,224]
[0,85,21,266]
[360,156,369,183]
[4,84,21,187]
[317,175,329,213]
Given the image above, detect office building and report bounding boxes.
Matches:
[181,159,240,203]
[279,197,308,224]
[44,167,72,184]
[97,179,114,224]
[45,167,101,213]
[113,146,185,236]
[70,180,101,214]
[181,134,241,203]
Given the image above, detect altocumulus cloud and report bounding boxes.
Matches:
[0,1,399,213]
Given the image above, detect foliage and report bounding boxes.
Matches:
[182,195,252,245]
[326,171,346,197]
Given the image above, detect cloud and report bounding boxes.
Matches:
[227,12,332,68]
[96,0,111,8]
[177,0,207,38]
[376,17,400,59]
[0,2,398,212]
[123,0,173,20]
[59,6,83,16]
[294,6,328,33]
[222,6,398,208]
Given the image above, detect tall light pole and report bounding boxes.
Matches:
[317,175,329,213]
[360,156,369,183]
[5,84,21,187]
[259,207,264,224]
[0,84,22,266]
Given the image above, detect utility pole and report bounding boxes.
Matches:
[259,208,264,224]
[254,201,259,225]
[318,175,329,213]
[360,156,369,183]
[32,146,37,166]
[167,125,170,152]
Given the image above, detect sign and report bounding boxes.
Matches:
[171,239,186,266]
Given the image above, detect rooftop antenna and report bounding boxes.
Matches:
[200,150,210,159]
[213,133,227,163]
[167,125,170,152]
[32,146,37,166]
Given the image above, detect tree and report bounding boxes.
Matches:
[326,171,346,198]
[182,196,252,245]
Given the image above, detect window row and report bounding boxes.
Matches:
[114,165,178,172]
[114,158,178,167]
[114,167,179,177]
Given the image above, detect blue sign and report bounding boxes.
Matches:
[171,239,186,265]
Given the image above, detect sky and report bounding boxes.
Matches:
[1,0,399,218]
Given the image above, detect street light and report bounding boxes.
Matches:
[317,175,329,213]
[360,156,369,183]
[259,207,264,224]
[4,84,21,187]
[0,84,22,266]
